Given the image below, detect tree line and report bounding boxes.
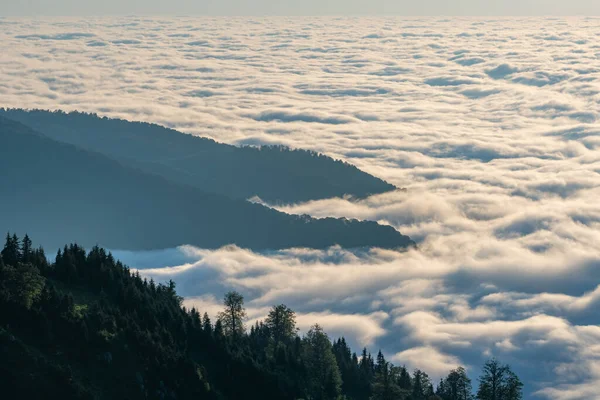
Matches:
[0,233,522,399]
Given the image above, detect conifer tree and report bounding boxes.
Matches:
[412,369,434,400]
[214,318,224,338]
[1,232,20,266]
[303,324,342,400]
[398,366,412,390]
[501,370,523,400]
[476,359,523,400]
[438,366,474,400]
[202,312,212,334]
[21,234,32,263]
[375,350,386,374]
[265,304,297,343]
[371,361,404,400]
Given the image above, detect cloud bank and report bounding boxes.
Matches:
[3,16,599,399]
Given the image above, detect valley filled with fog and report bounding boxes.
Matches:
[2,16,600,399]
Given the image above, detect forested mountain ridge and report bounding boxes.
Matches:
[0,234,524,400]
[0,108,397,204]
[0,116,413,251]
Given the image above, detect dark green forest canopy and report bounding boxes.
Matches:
[0,116,414,251]
[0,234,523,400]
[0,108,397,204]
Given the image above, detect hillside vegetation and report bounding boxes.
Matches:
[0,234,523,400]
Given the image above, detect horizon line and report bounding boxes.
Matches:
[2,13,599,18]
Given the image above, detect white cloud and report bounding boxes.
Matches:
[392,346,463,377]
[4,16,600,399]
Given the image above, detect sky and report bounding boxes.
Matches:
[2,0,600,16]
[1,13,600,400]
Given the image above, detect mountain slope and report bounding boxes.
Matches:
[0,116,414,251]
[0,108,397,203]
[1,236,489,400]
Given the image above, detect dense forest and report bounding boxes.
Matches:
[0,233,523,400]
[0,108,396,204]
[0,116,414,251]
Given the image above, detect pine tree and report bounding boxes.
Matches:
[214,318,224,338]
[303,324,342,400]
[1,232,20,266]
[190,307,201,329]
[372,362,404,400]
[265,304,297,343]
[476,359,523,400]
[439,366,474,400]
[21,234,32,263]
[360,347,374,379]
[375,350,386,374]
[202,312,212,334]
[501,370,523,400]
[398,366,412,390]
[0,233,490,400]
[412,369,434,400]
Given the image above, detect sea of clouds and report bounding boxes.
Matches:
[1,16,599,399]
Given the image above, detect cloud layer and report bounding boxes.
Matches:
[2,16,599,399]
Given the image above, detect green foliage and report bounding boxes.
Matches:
[303,324,343,400]
[0,262,44,309]
[0,233,523,400]
[265,303,298,343]
[412,369,435,400]
[476,359,523,400]
[1,232,20,267]
[370,359,407,400]
[437,366,474,400]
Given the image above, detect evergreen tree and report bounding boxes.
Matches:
[360,347,374,379]
[214,318,224,338]
[398,366,412,390]
[203,312,212,334]
[412,369,434,400]
[0,233,491,400]
[20,234,32,263]
[265,304,297,343]
[371,362,404,400]
[501,370,523,400]
[333,337,367,400]
[217,291,246,340]
[303,324,342,400]
[375,350,386,374]
[438,366,474,400]
[1,233,20,266]
[476,359,523,400]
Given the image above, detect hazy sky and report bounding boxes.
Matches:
[2,0,600,16]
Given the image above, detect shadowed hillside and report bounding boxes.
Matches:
[0,108,397,204]
[0,116,414,251]
[0,234,521,400]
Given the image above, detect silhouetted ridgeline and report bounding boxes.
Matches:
[0,108,397,204]
[0,116,413,251]
[0,234,523,400]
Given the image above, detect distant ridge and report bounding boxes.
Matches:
[0,108,397,204]
[0,116,414,251]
